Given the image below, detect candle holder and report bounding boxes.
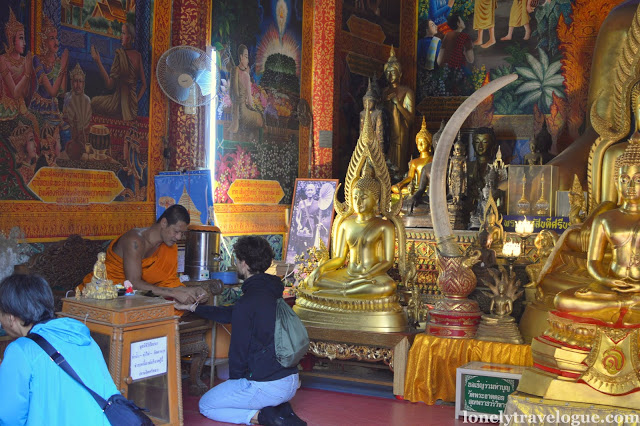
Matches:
[502,240,521,275]
[514,216,534,255]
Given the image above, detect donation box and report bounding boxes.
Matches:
[60,296,182,425]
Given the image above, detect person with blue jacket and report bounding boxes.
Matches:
[0,274,119,425]
[176,236,305,426]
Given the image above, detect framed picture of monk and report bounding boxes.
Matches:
[285,178,339,264]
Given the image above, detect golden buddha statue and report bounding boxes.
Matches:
[479,194,504,250]
[519,3,640,343]
[554,135,640,324]
[517,134,640,407]
[383,46,415,180]
[392,116,432,196]
[568,174,586,225]
[294,101,408,332]
[82,252,117,300]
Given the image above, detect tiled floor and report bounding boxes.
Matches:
[182,379,472,426]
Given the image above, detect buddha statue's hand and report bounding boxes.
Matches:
[610,280,640,293]
[306,268,320,288]
[391,184,400,194]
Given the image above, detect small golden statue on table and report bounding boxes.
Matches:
[80,252,118,299]
[475,266,524,344]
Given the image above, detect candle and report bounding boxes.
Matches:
[503,241,521,257]
[515,216,534,235]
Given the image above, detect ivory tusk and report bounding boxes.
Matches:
[428,74,518,256]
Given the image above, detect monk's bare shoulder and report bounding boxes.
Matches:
[113,227,147,257]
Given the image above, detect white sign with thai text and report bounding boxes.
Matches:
[130,336,167,380]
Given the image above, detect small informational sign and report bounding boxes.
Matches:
[227,179,284,204]
[463,374,518,415]
[130,336,168,380]
[28,167,124,204]
[455,362,524,419]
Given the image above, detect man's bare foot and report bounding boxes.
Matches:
[500,35,512,41]
[474,38,483,45]
[523,33,531,40]
[481,39,496,48]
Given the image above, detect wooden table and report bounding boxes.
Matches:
[60,296,182,426]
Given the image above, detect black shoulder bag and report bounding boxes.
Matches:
[27,333,153,426]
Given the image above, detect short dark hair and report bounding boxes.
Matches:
[447,13,460,30]
[0,274,55,326]
[158,204,190,226]
[233,236,274,274]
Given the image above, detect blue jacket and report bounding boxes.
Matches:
[194,273,298,381]
[0,318,119,425]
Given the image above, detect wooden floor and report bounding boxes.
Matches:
[182,377,477,425]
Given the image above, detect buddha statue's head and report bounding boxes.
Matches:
[384,46,402,85]
[363,78,377,112]
[453,138,466,157]
[353,163,381,215]
[416,117,432,154]
[534,120,552,154]
[473,127,496,159]
[614,133,640,204]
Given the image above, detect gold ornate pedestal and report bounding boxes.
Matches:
[503,391,640,426]
[476,315,524,344]
[294,289,408,333]
[517,311,640,410]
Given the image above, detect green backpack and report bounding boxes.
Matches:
[274,298,310,368]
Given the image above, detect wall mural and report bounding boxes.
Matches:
[416,0,622,161]
[212,0,302,206]
[0,0,152,203]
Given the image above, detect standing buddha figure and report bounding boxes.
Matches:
[383,47,415,180]
[392,116,432,196]
[447,137,467,205]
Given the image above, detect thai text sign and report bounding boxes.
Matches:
[130,336,168,381]
[503,215,570,232]
[463,375,518,415]
[227,179,284,204]
[28,167,124,204]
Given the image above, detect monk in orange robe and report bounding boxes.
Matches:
[82,204,206,309]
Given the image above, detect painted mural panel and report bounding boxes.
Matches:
[416,0,623,160]
[212,0,302,206]
[341,0,402,47]
[0,0,151,203]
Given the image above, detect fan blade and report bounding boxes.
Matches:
[166,48,200,70]
[194,69,214,97]
[165,66,191,102]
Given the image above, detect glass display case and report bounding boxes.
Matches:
[507,165,558,217]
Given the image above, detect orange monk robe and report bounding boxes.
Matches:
[82,238,186,315]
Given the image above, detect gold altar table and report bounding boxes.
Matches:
[60,296,182,425]
[404,334,532,405]
[502,391,640,426]
[305,326,416,396]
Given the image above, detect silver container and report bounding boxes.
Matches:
[184,226,221,280]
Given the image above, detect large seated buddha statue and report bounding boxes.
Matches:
[517,135,640,407]
[294,104,408,333]
[519,1,640,342]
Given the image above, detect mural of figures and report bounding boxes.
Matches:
[417,0,619,162]
[214,0,302,205]
[0,1,152,202]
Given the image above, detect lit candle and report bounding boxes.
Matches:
[502,241,521,257]
[515,216,534,235]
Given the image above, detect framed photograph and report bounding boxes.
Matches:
[285,179,339,264]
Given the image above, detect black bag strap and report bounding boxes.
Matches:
[27,333,109,410]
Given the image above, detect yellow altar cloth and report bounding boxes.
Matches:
[404,334,532,404]
[502,391,640,426]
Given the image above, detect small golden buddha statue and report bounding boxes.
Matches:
[568,174,586,225]
[524,230,557,291]
[392,116,432,196]
[294,100,408,332]
[480,194,503,249]
[82,252,117,300]
[554,133,640,325]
